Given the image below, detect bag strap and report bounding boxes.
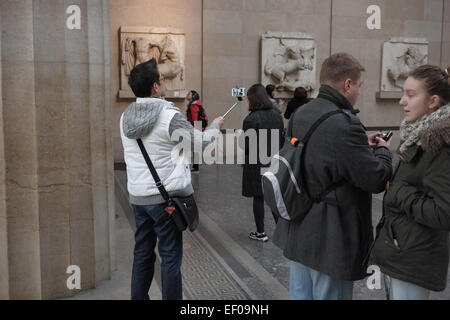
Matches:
[286,110,296,138]
[299,109,345,202]
[301,110,343,144]
[137,139,170,202]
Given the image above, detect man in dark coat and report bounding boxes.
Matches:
[273,53,393,300]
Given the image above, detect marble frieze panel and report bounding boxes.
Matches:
[262,32,317,98]
[378,37,428,99]
[119,26,187,99]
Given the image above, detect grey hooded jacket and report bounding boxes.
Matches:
[121,98,219,205]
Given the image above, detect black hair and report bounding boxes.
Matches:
[128,59,160,98]
[265,84,276,99]
[190,90,200,102]
[294,87,308,100]
[248,84,274,111]
[187,90,201,119]
[410,65,450,107]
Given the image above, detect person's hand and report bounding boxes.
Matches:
[213,117,225,128]
[368,132,392,149]
[375,136,392,149]
[368,132,382,147]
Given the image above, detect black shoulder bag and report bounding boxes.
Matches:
[137,139,199,232]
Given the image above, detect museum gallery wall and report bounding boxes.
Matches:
[111,0,450,162]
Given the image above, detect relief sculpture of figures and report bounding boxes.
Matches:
[121,35,184,81]
[264,38,315,92]
[388,46,427,88]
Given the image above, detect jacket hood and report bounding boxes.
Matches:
[122,98,177,139]
[421,104,450,153]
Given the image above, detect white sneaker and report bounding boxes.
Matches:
[249,232,269,242]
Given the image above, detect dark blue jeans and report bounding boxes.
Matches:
[131,203,183,300]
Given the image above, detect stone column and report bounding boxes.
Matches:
[0,0,41,300]
[0,0,114,299]
[443,0,450,67]
[0,8,9,300]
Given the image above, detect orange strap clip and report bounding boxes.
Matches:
[290,138,300,146]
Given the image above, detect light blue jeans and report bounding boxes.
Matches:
[385,276,430,300]
[290,261,354,300]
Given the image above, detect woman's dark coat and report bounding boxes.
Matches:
[370,114,450,291]
[284,97,310,119]
[242,107,284,198]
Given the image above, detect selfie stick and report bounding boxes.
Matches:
[222,102,240,119]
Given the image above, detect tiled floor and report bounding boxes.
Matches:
[65,164,450,300]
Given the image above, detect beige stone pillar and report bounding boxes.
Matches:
[0,0,41,300]
[0,8,10,300]
[443,0,450,67]
[0,0,114,299]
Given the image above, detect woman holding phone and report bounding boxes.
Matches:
[369,65,450,299]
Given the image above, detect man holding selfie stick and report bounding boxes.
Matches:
[273,53,393,300]
[120,59,224,300]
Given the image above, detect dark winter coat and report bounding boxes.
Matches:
[273,85,393,281]
[369,106,450,291]
[284,97,310,120]
[242,107,285,198]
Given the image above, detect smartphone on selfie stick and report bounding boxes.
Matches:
[222,87,246,119]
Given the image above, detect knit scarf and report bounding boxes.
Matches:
[399,104,450,154]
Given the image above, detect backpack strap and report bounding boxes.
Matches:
[299,109,345,204]
[301,110,344,144]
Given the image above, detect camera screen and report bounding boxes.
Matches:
[232,88,246,97]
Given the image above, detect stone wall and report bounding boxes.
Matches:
[331,0,448,127]
[443,0,450,68]
[0,8,9,300]
[112,0,448,162]
[0,0,114,299]
[110,0,203,161]
[202,0,332,131]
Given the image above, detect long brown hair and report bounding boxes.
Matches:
[247,84,274,111]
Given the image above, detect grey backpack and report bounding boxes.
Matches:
[262,109,344,223]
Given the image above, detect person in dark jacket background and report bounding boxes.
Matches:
[242,84,285,242]
[266,84,284,114]
[273,53,393,300]
[369,65,450,300]
[284,86,310,120]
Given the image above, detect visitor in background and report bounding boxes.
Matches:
[242,84,284,242]
[186,90,208,172]
[284,86,310,120]
[266,84,284,114]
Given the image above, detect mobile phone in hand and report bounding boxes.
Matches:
[381,131,393,141]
